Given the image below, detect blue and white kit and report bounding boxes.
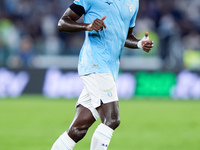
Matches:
[74,0,139,82]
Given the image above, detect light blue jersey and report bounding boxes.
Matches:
[74,0,139,82]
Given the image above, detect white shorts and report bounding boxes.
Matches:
[76,73,118,120]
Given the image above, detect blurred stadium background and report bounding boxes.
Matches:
[0,0,200,99]
[0,0,200,150]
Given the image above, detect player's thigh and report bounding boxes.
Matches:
[97,101,120,130]
[70,104,96,129]
[68,105,96,142]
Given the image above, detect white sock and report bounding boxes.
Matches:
[51,132,76,150]
[90,123,114,150]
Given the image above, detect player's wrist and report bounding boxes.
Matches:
[85,23,92,31]
[137,40,142,49]
[137,35,149,49]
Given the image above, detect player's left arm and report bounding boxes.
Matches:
[125,27,154,53]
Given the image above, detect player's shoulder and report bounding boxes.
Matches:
[134,0,139,8]
[74,0,92,4]
[128,0,139,7]
[134,0,139,5]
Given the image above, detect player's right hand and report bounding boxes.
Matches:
[86,15,107,32]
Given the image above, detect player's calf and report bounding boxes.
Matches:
[90,123,114,150]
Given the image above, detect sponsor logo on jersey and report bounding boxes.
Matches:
[92,64,99,68]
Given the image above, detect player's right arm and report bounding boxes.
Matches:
[58,4,106,33]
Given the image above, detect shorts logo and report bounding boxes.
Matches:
[104,89,113,97]
[126,4,133,13]
[108,92,112,97]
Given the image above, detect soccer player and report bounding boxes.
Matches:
[51,0,153,149]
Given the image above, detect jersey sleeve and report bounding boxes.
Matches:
[73,0,92,13]
[129,1,139,28]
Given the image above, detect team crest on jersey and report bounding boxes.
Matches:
[126,4,133,13]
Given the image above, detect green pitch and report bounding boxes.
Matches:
[0,96,200,150]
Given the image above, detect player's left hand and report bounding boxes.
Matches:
[138,32,154,53]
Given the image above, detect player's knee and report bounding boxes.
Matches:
[69,125,88,135]
[68,125,89,142]
[105,118,121,130]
